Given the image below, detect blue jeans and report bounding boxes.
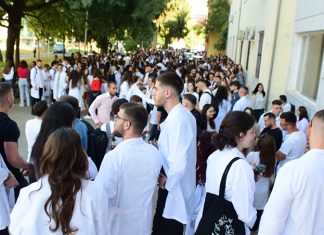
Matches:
[18,78,30,106]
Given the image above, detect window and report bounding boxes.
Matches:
[246,41,251,70]
[298,33,324,100]
[255,31,264,78]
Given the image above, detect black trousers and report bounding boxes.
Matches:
[30,88,43,107]
[0,228,9,235]
[152,188,184,235]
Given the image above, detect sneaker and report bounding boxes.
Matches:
[83,115,92,119]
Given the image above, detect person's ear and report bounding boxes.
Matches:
[307,122,312,137]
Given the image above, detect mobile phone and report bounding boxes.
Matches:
[254,164,266,175]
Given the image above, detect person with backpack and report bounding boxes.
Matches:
[195,111,257,235]
[95,103,162,235]
[196,79,212,111]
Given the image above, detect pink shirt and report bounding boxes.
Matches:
[89,93,118,124]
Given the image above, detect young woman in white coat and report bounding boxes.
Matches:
[246,133,276,234]
[195,111,257,235]
[10,128,108,235]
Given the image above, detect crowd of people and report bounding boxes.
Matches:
[0,48,323,235]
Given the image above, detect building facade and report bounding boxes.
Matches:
[227,0,324,116]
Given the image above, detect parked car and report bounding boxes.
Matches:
[53,43,65,53]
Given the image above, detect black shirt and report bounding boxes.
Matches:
[157,107,168,124]
[191,109,204,140]
[0,112,22,179]
[260,127,283,151]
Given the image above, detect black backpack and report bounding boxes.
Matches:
[81,120,112,169]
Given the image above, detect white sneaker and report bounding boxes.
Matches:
[83,115,91,119]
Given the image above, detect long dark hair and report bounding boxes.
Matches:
[256,134,276,177]
[31,102,75,176]
[298,106,309,121]
[212,111,255,150]
[69,70,80,89]
[252,83,265,97]
[215,86,228,106]
[202,104,216,130]
[40,128,88,234]
[196,131,217,185]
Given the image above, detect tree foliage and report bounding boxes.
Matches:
[207,0,230,51]
[156,0,190,46]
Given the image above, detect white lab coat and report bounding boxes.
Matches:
[95,137,162,235]
[232,95,251,111]
[53,71,67,100]
[30,67,46,99]
[259,149,324,235]
[195,148,256,235]
[158,103,197,224]
[0,155,14,230]
[10,176,109,235]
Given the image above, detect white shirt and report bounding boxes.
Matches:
[246,151,271,210]
[0,155,13,230]
[10,176,109,235]
[282,103,291,112]
[199,89,212,110]
[158,103,197,224]
[53,71,67,100]
[277,131,306,170]
[215,100,231,132]
[119,81,129,99]
[232,96,251,111]
[251,93,266,110]
[3,67,14,81]
[195,148,256,234]
[259,149,324,235]
[25,118,42,162]
[95,138,161,235]
[296,117,309,135]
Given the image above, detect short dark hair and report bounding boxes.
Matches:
[183,93,197,106]
[111,99,128,116]
[108,80,117,87]
[58,95,80,118]
[279,95,287,102]
[130,95,143,104]
[272,99,282,106]
[313,110,324,121]
[230,81,240,88]
[120,103,148,135]
[212,111,255,150]
[0,82,11,106]
[157,72,184,95]
[264,112,276,120]
[280,112,297,124]
[196,79,207,86]
[32,100,48,117]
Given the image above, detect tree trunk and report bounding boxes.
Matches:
[15,34,20,65]
[98,35,108,54]
[0,50,3,62]
[6,11,22,64]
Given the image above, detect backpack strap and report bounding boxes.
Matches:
[219,157,241,198]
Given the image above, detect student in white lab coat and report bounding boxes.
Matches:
[151,72,197,235]
[259,110,324,235]
[10,128,109,235]
[195,111,257,235]
[0,154,18,235]
[232,85,251,111]
[53,64,67,102]
[95,103,162,235]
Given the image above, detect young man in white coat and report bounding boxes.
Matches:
[95,103,162,235]
[30,60,46,106]
[152,72,197,235]
[259,109,324,234]
[53,64,67,102]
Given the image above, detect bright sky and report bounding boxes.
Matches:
[188,0,208,17]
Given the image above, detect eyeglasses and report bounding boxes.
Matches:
[114,114,129,122]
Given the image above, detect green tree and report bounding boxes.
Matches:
[156,0,190,46]
[0,0,92,63]
[207,0,230,51]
